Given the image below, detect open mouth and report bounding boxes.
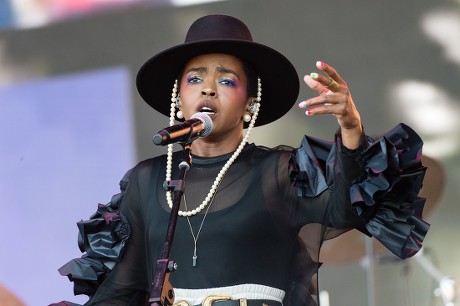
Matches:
[199,106,216,117]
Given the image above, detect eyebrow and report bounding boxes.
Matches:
[216,66,239,78]
[185,66,240,79]
[186,67,207,74]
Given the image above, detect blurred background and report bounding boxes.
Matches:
[0,0,459,305]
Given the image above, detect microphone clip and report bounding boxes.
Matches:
[163,180,185,192]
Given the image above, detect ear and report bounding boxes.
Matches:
[244,96,254,111]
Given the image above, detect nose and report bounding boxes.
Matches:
[201,88,216,97]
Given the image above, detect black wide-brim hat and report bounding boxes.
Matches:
[136,14,300,127]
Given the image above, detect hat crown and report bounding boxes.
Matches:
[185,15,253,43]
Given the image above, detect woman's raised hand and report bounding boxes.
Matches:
[299,61,363,149]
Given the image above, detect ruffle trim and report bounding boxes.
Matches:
[291,123,429,259]
[289,135,333,197]
[351,124,429,258]
[58,197,130,297]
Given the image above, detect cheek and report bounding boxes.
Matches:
[179,80,193,98]
[221,87,248,107]
[178,84,198,108]
[235,90,250,113]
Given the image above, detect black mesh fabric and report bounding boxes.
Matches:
[57,124,429,306]
[82,143,358,305]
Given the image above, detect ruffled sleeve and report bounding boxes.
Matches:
[350,124,429,259]
[291,123,429,259]
[58,173,131,297]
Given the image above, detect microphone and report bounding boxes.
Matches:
[152,112,213,145]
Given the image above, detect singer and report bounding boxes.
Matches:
[55,15,429,306]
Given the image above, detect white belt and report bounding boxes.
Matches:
[173,284,285,306]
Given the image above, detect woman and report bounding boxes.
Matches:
[57,15,429,306]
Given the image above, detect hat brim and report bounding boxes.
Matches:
[136,39,299,127]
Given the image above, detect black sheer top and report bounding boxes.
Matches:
[57,124,429,306]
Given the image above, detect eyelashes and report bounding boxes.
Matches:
[186,75,202,84]
[218,78,237,87]
[186,75,238,87]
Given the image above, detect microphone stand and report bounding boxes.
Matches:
[412,248,458,306]
[376,247,458,306]
[364,237,377,306]
[148,142,193,306]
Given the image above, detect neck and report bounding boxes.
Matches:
[190,134,244,157]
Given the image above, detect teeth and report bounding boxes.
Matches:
[200,107,215,113]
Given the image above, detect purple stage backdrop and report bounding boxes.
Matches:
[0,66,135,305]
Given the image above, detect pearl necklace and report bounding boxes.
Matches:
[165,79,262,217]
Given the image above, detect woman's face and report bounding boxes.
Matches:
[179,53,252,139]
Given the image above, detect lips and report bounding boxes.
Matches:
[200,106,215,115]
[197,101,217,117]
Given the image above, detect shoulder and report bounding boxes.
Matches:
[248,143,294,156]
[252,143,294,161]
[123,154,168,181]
[136,154,167,169]
[240,144,294,169]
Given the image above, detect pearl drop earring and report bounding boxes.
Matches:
[176,95,183,120]
[243,112,252,123]
[243,76,262,123]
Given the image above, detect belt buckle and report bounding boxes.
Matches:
[202,294,232,306]
[173,294,249,306]
[172,301,192,306]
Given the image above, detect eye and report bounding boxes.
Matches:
[218,78,237,87]
[186,75,202,84]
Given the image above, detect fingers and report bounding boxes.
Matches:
[299,61,362,137]
[324,78,341,92]
[316,61,343,84]
[303,73,325,93]
[299,60,351,116]
[309,61,347,93]
[298,92,346,116]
